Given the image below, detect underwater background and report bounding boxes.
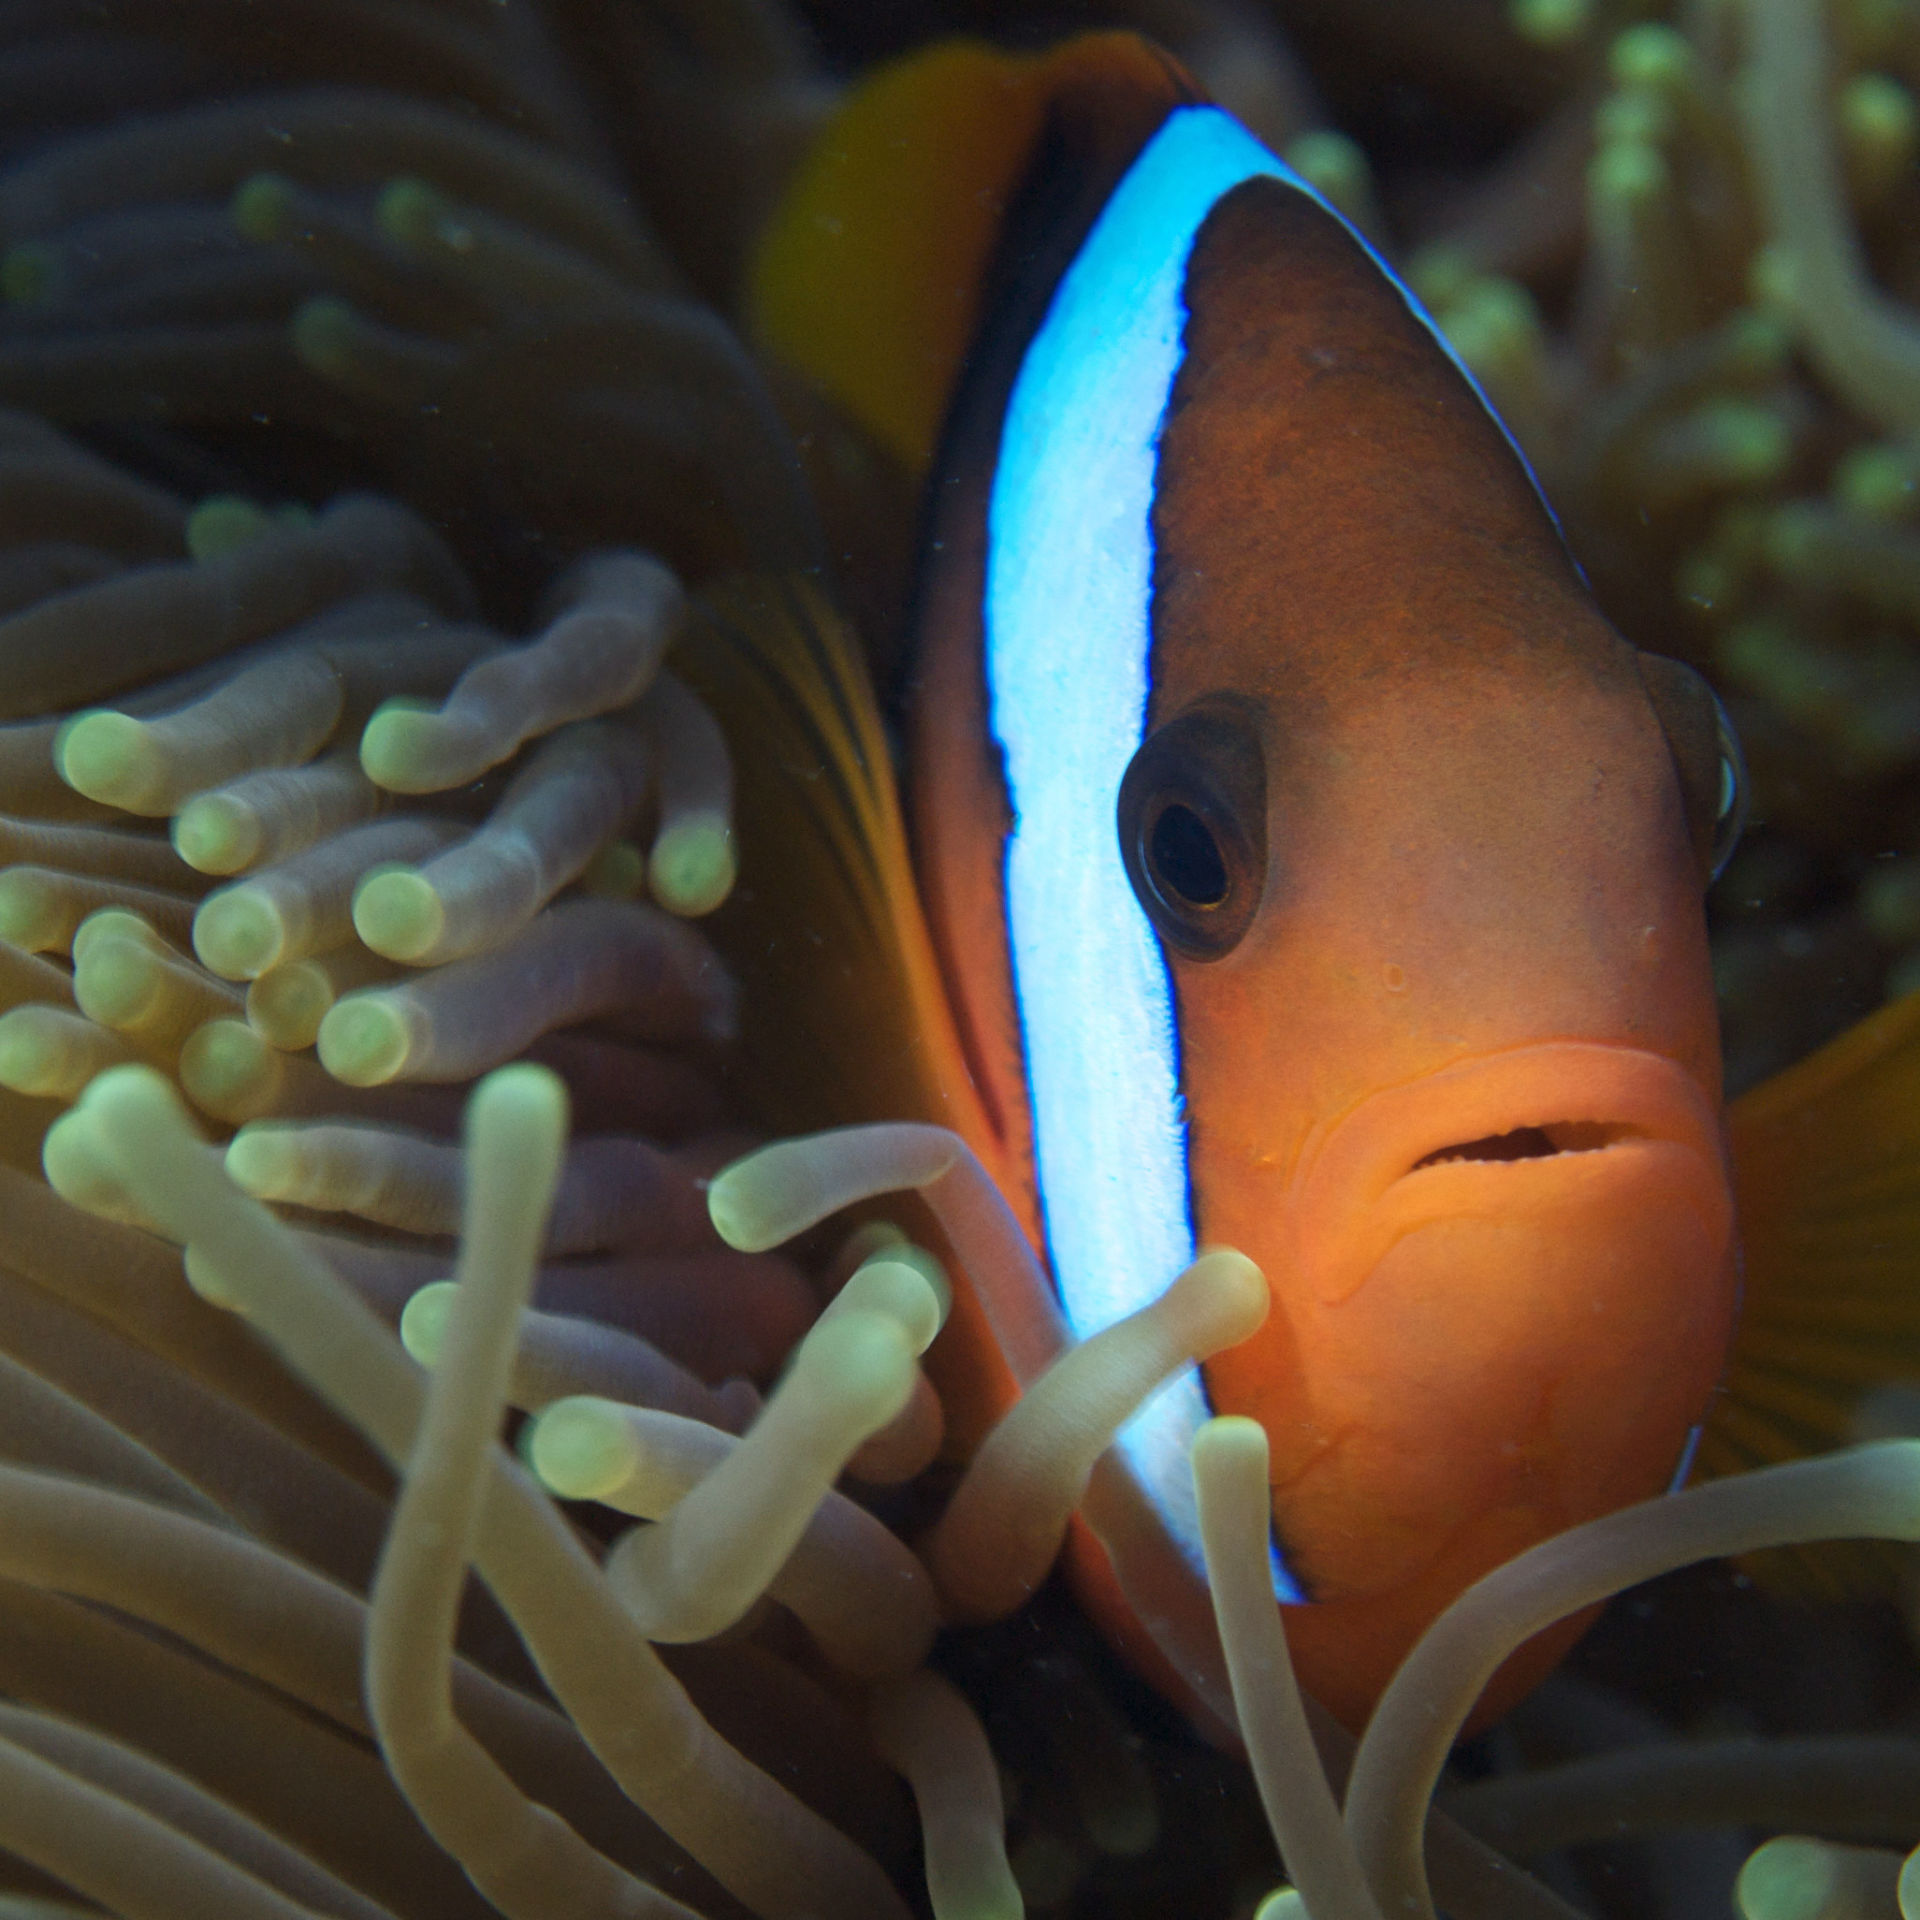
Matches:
[0,3,1914,1918]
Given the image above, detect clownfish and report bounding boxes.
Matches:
[677,32,1920,1734]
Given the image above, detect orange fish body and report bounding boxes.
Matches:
[731,33,1860,1735]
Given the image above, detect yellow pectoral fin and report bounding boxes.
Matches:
[674,573,987,1142]
[1703,989,1920,1596]
[673,574,1021,1447]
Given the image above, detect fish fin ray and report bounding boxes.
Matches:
[675,574,1022,1445]
[674,572,996,1148]
[1703,991,1920,1596]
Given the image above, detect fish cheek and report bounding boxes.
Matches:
[1208,1145,1736,1604]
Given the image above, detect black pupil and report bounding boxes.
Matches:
[1149,803,1228,908]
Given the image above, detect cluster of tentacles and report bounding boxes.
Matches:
[0,4,1915,1920]
[0,396,1269,1916]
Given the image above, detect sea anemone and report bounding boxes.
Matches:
[0,4,1917,1919]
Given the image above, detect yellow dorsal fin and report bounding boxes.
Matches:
[1698,989,1920,1596]
[747,40,1053,477]
[747,33,1185,478]
[672,575,1018,1444]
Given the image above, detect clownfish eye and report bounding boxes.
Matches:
[1118,700,1267,960]
[1709,688,1748,882]
[1637,651,1748,886]
[1148,802,1229,907]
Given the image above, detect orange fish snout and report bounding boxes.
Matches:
[1204,1041,1738,1726]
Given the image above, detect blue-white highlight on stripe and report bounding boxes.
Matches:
[983,102,1548,1608]
[1667,1422,1704,1493]
[984,106,1306,1603]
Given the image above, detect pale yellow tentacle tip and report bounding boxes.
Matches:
[1191,1412,1270,1476]
[179,1017,284,1122]
[705,1152,788,1252]
[53,1068,197,1229]
[707,1127,965,1251]
[1183,1246,1270,1344]
[230,171,296,243]
[1589,136,1668,210]
[835,1253,949,1355]
[468,1058,570,1138]
[802,1311,918,1434]
[73,909,168,967]
[358,696,445,792]
[399,1279,459,1369]
[173,791,263,875]
[57,709,164,812]
[1735,1835,1905,1920]
[1608,19,1689,85]
[185,491,274,560]
[648,811,736,917]
[375,175,450,248]
[526,1394,643,1503]
[223,1122,298,1198]
[73,936,162,1030]
[290,294,361,379]
[353,865,446,962]
[580,838,647,900]
[246,958,337,1051]
[193,888,286,979]
[77,1060,189,1128]
[42,1109,145,1225]
[1252,1889,1310,1920]
[182,1244,243,1311]
[0,1006,71,1097]
[315,993,411,1086]
[1510,0,1589,46]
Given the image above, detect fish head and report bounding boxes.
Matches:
[1130,173,1743,1725]
[1131,636,1740,1722]
[907,91,1745,1727]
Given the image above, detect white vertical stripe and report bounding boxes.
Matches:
[983,101,1550,1596]
[985,107,1302,1594]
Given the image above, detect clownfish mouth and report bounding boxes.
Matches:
[1406,1118,1642,1170]
[1288,1042,1730,1306]
[1228,1040,1740,1618]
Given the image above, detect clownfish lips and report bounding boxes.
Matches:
[1408,1117,1636,1167]
[1235,1042,1739,1610]
[1288,1041,1732,1308]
